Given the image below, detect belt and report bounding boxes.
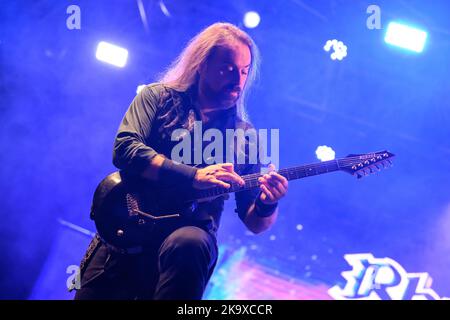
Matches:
[98,234,143,255]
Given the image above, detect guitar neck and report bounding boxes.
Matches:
[193,159,341,200]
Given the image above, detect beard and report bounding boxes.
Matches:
[200,80,240,110]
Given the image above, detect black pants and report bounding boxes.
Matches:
[74,225,218,300]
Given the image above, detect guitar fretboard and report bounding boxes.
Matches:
[193,159,341,200]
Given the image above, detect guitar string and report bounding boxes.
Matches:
[196,156,392,198]
[238,157,390,180]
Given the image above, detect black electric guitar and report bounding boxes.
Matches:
[91,150,394,249]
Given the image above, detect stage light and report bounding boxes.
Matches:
[95,41,128,67]
[323,39,347,61]
[384,22,427,53]
[243,11,260,29]
[136,84,146,94]
[159,0,171,18]
[315,145,335,161]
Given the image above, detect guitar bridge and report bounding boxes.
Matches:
[125,193,181,221]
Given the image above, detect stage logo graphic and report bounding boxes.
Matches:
[328,253,444,300]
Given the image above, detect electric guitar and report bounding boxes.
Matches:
[91,150,394,249]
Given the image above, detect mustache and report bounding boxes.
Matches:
[223,84,241,93]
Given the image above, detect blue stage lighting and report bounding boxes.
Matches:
[384,22,427,53]
[95,41,128,67]
[243,11,260,29]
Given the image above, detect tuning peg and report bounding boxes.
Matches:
[380,160,389,168]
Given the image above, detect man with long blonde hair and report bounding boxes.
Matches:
[75,22,288,300]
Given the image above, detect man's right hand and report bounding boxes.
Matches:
[193,163,245,190]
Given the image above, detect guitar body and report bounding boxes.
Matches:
[91,171,195,249]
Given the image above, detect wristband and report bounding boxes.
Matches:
[254,194,278,217]
[159,158,198,188]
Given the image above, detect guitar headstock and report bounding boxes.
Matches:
[338,150,395,179]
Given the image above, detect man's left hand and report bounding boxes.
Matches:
[258,164,288,205]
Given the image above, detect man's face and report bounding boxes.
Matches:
[198,42,251,110]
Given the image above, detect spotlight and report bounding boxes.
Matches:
[323,39,347,61]
[315,146,336,162]
[384,22,427,53]
[96,41,128,67]
[243,11,260,29]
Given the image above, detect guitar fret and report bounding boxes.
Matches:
[195,159,345,200]
[189,152,394,201]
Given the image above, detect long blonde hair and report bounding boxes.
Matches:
[159,22,260,121]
